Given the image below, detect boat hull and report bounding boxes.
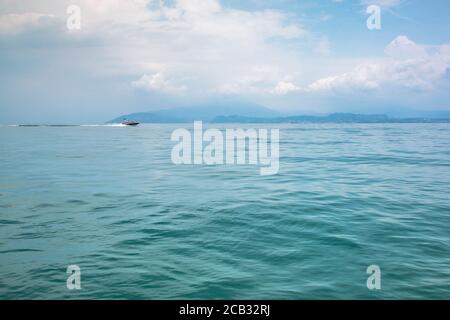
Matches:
[121,121,139,126]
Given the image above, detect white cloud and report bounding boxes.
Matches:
[270,81,301,96]
[122,1,306,95]
[15,0,303,96]
[0,0,311,99]
[6,1,447,111]
[0,12,55,34]
[131,72,187,93]
[384,35,427,59]
[307,64,382,92]
[305,36,450,93]
[174,0,221,15]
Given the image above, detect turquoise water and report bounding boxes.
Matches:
[0,123,449,299]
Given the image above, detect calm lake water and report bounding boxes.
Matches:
[0,123,449,299]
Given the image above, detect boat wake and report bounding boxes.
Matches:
[81,124,127,127]
[2,123,136,127]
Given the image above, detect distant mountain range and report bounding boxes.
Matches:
[108,103,279,123]
[109,105,450,124]
[212,113,450,123]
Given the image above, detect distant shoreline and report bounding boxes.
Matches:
[2,113,450,126]
[107,112,450,124]
[3,121,450,127]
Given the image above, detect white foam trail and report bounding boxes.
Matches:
[1,124,131,127]
[80,124,127,127]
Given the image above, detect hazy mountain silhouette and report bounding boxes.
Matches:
[108,102,280,123]
[109,103,450,124]
[213,113,450,123]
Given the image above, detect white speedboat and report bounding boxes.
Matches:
[121,119,139,126]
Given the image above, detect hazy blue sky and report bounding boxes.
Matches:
[1,0,450,123]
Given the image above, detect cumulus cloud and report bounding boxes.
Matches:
[131,72,187,94]
[384,35,427,59]
[270,81,301,95]
[305,36,450,93]
[3,0,448,119]
[120,0,307,96]
[0,0,303,97]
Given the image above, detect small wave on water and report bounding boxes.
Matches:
[0,123,449,299]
